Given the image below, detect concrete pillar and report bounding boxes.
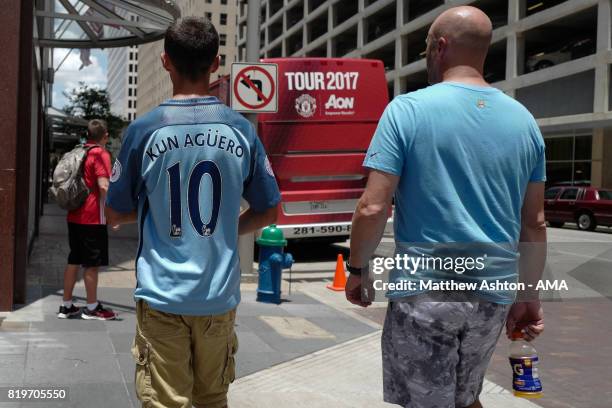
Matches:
[591,128,604,187]
[506,0,525,80]
[281,7,287,56]
[593,0,611,113]
[302,1,307,56]
[357,0,365,53]
[327,3,333,56]
[240,0,262,276]
[602,129,612,188]
[594,128,612,188]
[394,0,403,96]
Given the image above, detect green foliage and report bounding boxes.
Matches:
[62,82,127,140]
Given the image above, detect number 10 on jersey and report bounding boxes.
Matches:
[167,161,222,238]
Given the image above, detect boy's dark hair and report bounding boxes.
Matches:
[164,17,219,82]
[87,119,108,142]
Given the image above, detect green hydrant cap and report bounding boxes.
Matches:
[257,224,287,246]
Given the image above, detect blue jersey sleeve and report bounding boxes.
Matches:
[243,129,281,213]
[529,121,547,183]
[107,125,143,212]
[362,98,411,176]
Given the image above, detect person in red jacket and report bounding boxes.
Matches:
[58,119,117,320]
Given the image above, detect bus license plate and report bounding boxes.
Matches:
[292,225,351,236]
[310,201,329,211]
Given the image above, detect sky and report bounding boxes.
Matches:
[52,48,108,110]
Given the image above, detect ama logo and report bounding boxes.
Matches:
[325,94,354,110]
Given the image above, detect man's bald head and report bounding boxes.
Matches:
[426,6,493,84]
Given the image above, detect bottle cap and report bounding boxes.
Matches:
[511,329,524,340]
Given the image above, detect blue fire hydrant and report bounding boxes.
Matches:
[256,225,293,304]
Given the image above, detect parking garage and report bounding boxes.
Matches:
[402,0,444,23]
[333,25,358,57]
[484,40,507,83]
[364,2,395,44]
[244,0,612,190]
[522,6,597,74]
[308,10,328,43]
[366,41,394,72]
[402,25,428,65]
[334,0,358,27]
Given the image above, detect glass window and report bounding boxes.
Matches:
[220,34,227,46]
[205,12,212,20]
[572,162,591,185]
[221,13,227,25]
[546,162,572,186]
[546,137,573,161]
[221,0,227,4]
[560,188,579,200]
[598,190,612,200]
[545,188,560,199]
[220,54,226,66]
[574,135,593,160]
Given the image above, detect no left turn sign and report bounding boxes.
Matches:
[231,62,278,113]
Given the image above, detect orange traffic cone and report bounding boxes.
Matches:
[327,254,347,291]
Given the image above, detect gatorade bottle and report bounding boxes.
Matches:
[509,329,543,398]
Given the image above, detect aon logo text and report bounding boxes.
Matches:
[325,94,354,110]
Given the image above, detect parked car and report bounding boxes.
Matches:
[544,186,612,231]
[526,38,594,72]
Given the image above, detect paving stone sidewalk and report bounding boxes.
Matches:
[0,205,546,407]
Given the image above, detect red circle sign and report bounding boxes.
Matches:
[234,66,275,110]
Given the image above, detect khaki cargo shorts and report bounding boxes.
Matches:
[132,300,238,408]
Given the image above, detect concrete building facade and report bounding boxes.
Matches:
[107,13,139,121]
[238,0,612,188]
[137,0,239,115]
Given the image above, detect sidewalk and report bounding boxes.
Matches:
[0,205,543,407]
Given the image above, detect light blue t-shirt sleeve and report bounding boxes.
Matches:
[528,121,547,182]
[363,99,410,176]
[242,130,281,212]
[107,125,142,212]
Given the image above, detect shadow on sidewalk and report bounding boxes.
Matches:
[22,204,139,309]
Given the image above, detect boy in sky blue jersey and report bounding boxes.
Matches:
[106,17,280,408]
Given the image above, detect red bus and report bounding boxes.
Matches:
[211,58,389,241]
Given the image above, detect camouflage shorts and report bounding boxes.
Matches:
[382,292,509,408]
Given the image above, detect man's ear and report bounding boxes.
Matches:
[437,37,448,58]
[209,55,221,74]
[161,52,172,73]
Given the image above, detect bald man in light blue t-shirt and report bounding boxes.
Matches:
[346,6,547,408]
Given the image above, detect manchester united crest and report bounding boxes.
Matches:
[295,94,316,118]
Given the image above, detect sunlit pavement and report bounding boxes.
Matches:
[0,206,610,407]
[336,225,612,408]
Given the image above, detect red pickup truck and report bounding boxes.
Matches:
[545,186,612,231]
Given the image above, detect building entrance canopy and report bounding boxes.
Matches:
[36,0,180,48]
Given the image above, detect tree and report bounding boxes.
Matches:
[62,82,127,140]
